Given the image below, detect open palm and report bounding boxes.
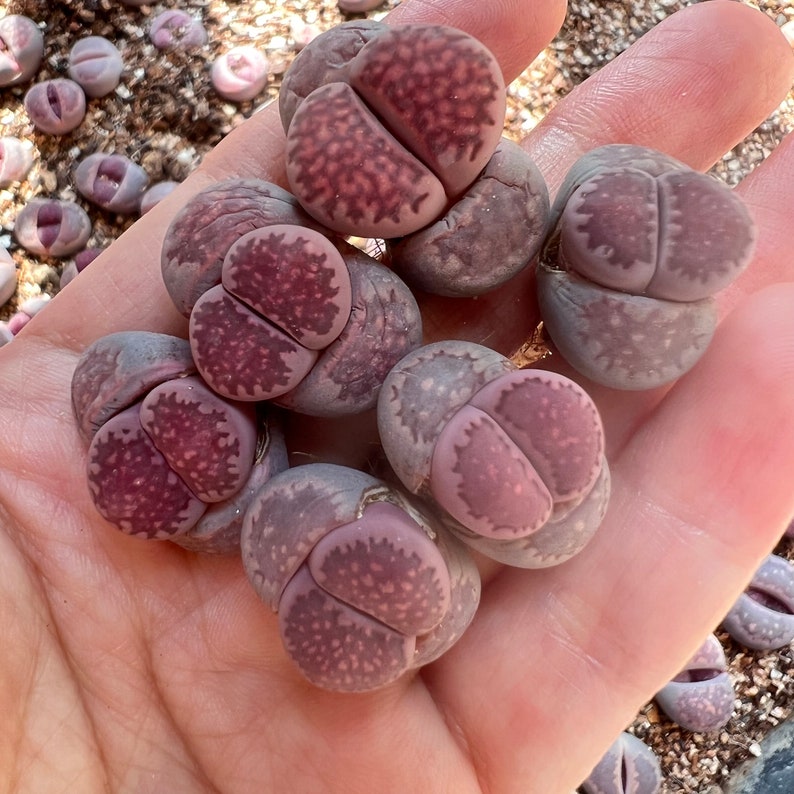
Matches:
[2,1,794,792]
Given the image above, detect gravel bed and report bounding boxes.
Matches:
[1,1,793,792]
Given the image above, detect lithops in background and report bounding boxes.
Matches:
[281,22,506,238]
[24,78,86,136]
[149,10,208,50]
[654,633,734,733]
[377,340,610,568]
[68,36,124,98]
[71,331,286,542]
[241,462,481,692]
[386,137,550,297]
[210,46,270,102]
[722,554,794,650]
[0,14,44,87]
[139,180,179,215]
[580,731,662,794]
[0,246,17,307]
[0,137,34,187]
[14,198,92,257]
[537,144,756,390]
[74,153,149,215]
[188,225,422,415]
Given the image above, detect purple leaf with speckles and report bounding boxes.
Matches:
[87,403,207,539]
[241,462,480,692]
[75,153,149,215]
[24,78,86,136]
[15,198,92,258]
[722,554,794,650]
[580,731,662,794]
[654,634,734,733]
[71,331,196,441]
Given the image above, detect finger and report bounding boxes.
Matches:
[426,280,794,793]
[23,0,566,350]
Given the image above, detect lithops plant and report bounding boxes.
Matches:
[74,153,149,215]
[241,462,481,692]
[281,21,506,237]
[68,36,124,98]
[71,331,285,541]
[149,10,208,50]
[188,225,422,415]
[14,198,92,257]
[24,78,86,136]
[580,731,662,794]
[7,294,50,335]
[210,46,270,102]
[377,340,610,567]
[0,137,34,187]
[538,144,756,390]
[0,246,16,306]
[0,14,44,87]
[654,633,734,733]
[722,554,794,650]
[139,180,178,215]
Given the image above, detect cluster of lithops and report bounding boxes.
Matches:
[721,554,794,651]
[654,634,735,733]
[579,731,663,794]
[539,144,757,390]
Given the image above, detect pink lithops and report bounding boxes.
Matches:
[74,153,149,214]
[537,144,757,390]
[241,463,481,692]
[6,295,49,335]
[139,180,178,215]
[149,10,208,50]
[377,341,609,567]
[654,634,734,733]
[283,22,506,237]
[580,732,662,794]
[24,78,86,136]
[68,36,124,98]
[722,554,794,650]
[60,246,103,288]
[0,137,34,187]
[14,198,92,257]
[0,246,16,306]
[338,0,384,11]
[0,15,44,87]
[210,46,269,102]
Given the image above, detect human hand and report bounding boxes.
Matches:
[2,1,793,791]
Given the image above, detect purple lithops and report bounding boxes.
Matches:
[654,634,735,733]
[139,180,178,215]
[149,10,208,50]
[282,22,506,237]
[74,153,149,214]
[377,341,610,567]
[210,46,270,102]
[0,137,34,187]
[24,78,86,136]
[0,246,16,306]
[538,144,756,390]
[68,36,124,98]
[338,0,384,11]
[0,15,44,87]
[241,462,481,692]
[722,554,794,650]
[580,732,662,794]
[14,198,92,257]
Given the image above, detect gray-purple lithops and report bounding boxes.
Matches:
[0,137,34,187]
[14,198,92,257]
[654,634,734,733]
[24,78,86,136]
[241,462,481,692]
[149,10,208,50]
[537,144,756,390]
[722,554,794,650]
[377,341,609,567]
[387,137,550,296]
[0,246,17,306]
[580,731,662,794]
[338,0,384,11]
[74,152,149,214]
[283,22,506,237]
[68,36,124,98]
[210,46,270,102]
[161,178,323,317]
[0,15,44,87]
[139,180,178,215]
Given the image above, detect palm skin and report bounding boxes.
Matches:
[2,1,794,792]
